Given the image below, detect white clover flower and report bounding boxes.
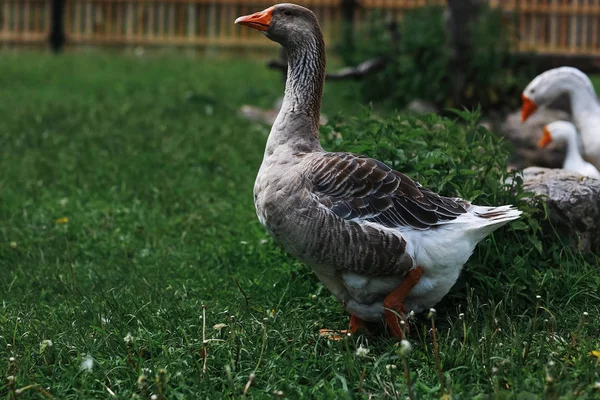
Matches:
[40,339,53,352]
[536,295,541,300]
[428,308,436,318]
[311,294,317,300]
[583,312,589,317]
[458,312,465,320]
[385,364,397,371]
[593,381,600,390]
[355,345,370,357]
[213,323,227,331]
[124,333,133,345]
[80,355,94,372]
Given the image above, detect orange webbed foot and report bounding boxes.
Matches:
[349,314,371,335]
[383,266,424,338]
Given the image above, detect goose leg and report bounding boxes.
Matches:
[383,266,424,338]
[349,314,369,334]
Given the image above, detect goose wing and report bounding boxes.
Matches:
[309,152,469,230]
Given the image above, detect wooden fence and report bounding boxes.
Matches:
[2,0,600,55]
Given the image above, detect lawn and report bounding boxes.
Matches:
[1,52,599,399]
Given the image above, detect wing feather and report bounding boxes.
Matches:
[310,152,469,230]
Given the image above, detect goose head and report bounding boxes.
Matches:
[521,67,594,122]
[538,120,577,148]
[235,3,321,48]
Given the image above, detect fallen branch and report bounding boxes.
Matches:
[267,57,387,81]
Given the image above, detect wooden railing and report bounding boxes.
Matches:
[2,0,600,55]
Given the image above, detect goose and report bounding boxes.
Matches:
[235,3,521,338]
[521,67,600,169]
[538,121,600,180]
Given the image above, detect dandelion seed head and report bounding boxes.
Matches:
[536,295,541,300]
[428,308,436,318]
[9,357,15,363]
[150,395,158,400]
[593,381,600,390]
[583,311,589,317]
[311,294,317,300]
[398,339,412,357]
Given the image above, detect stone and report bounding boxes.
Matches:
[522,167,600,252]
[406,99,439,115]
[239,97,328,126]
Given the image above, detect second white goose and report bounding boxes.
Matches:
[538,121,600,180]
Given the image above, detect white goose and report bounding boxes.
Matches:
[236,3,521,338]
[538,121,600,180]
[521,67,600,169]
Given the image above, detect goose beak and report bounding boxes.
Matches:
[521,94,538,122]
[538,126,553,148]
[235,7,274,31]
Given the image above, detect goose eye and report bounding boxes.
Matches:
[282,10,291,16]
[530,88,535,94]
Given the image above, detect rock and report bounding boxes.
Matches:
[500,107,570,169]
[522,167,600,252]
[406,99,439,115]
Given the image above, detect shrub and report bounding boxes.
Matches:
[320,110,599,311]
[341,5,536,112]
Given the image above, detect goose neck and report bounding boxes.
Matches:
[266,34,326,157]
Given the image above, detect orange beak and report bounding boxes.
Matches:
[538,126,553,148]
[521,94,538,122]
[234,7,274,31]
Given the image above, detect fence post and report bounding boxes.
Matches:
[49,0,66,52]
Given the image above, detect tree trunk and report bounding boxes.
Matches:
[446,0,483,106]
[340,0,359,61]
[49,0,66,53]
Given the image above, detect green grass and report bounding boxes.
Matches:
[0,52,599,399]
